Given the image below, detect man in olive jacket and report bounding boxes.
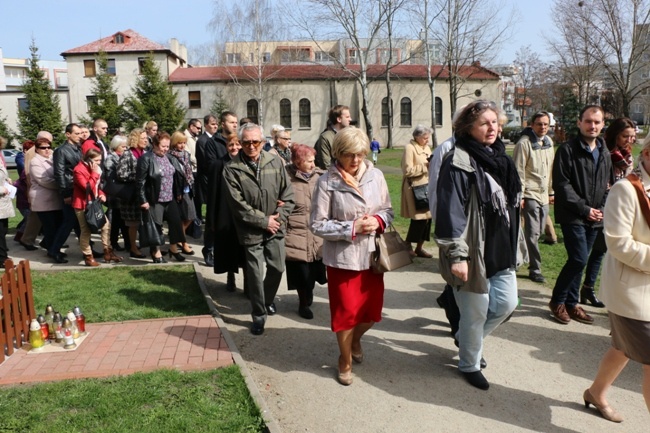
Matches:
[223,123,295,335]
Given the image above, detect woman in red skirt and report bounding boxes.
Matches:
[310,127,394,385]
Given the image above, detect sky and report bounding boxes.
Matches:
[0,0,554,65]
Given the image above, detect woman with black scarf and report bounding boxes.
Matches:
[435,100,521,391]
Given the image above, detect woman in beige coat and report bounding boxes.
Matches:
[583,137,650,423]
[285,144,326,319]
[401,125,433,257]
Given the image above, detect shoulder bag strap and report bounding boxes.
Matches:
[626,173,650,228]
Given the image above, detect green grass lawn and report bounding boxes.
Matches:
[0,265,266,433]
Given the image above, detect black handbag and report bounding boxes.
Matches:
[103,169,136,202]
[85,184,107,234]
[138,210,163,248]
[411,183,429,211]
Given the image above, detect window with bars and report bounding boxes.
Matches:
[299,98,311,128]
[247,99,259,124]
[400,97,412,126]
[381,97,392,127]
[280,99,292,128]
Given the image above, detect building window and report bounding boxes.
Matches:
[315,51,333,62]
[348,49,359,65]
[54,70,68,88]
[376,48,400,64]
[226,53,241,64]
[435,97,443,126]
[188,91,201,109]
[114,33,124,44]
[263,52,271,63]
[106,59,116,76]
[299,98,311,128]
[247,99,259,124]
[17,98,29,112]
[86,96,98,112]
[138,57,147,74]
[400,97,412,126]
[84,59,96,77]
[381,97,392,127]
[280,98,292,129]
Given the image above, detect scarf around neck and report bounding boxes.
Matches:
[457,136,521,206]
[335,160,367,195]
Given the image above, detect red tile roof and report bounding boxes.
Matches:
[169,63,500,83]
[61,29,170,56]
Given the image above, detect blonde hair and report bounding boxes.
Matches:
[127,128,145,149]
[170,131,187,149]
[332,127,369,160]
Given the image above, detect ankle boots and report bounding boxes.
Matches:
[84,254,100,267]
[103,248,123,263]
[580,285,605,308]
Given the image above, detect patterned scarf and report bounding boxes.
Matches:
[273,145,292,164]
[170,149,193,185]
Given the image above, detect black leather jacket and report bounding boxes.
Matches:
[53,142,82,199]
[136,151,186,205]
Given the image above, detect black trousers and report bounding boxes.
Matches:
[405,218,432,243]
[151,201,186,249]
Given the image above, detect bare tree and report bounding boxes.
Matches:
[547,1,604,106]
[287,0,391,140]
[186,41,222,66]
[430,0,514,117]
[209,0,289,127]
[550,0,650,117]
[513,46,547,123]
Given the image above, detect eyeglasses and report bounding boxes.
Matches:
[241,140,262,147]
[37,146,51,150]
[341,152,366,160]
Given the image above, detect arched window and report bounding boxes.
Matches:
[435,97,443,126]
[247,99,259,124]
[299,98,311,128]
[280,98,292,128]
[381,97,392,127]
[400,97,412,127]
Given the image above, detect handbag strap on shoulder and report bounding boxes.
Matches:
[626,173,650,228]
[85,183,96,201]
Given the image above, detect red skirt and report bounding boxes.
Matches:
[327,266,384,332]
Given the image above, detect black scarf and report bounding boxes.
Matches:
[457,137,521,206]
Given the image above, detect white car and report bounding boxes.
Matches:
[2,149,19,169]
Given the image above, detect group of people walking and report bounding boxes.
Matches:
[2,100,649,423]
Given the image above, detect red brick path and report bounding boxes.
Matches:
[0,315,232,385]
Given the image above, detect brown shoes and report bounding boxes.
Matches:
[549,302,571,324]
[414,248,433,258]
[83,254,100,267]
[549,302,594,325]
[567,305,594,324]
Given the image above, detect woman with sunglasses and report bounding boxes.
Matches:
[29,138,66,263]
[435,100,521,391]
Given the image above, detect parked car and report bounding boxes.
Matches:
[2,149,19,169]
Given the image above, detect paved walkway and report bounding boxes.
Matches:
[0,315,231,386]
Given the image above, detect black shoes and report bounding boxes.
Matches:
[480,358,487,369]
[20,241,38,251]
[462,371,489,390]
[251,323,265,335]
[152,255,167,264]
[48,252,68,264]
[580,286,605,308]
[203,249,214,267]
[266,303,277,316]
[130,251,146,259]
[299,305,314,320]
[529,273,546,283]
[226,272,236,292]
[168,250,186,262]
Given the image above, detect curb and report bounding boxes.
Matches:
[193,263,281,433]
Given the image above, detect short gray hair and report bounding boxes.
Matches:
[412,125,433,139]
[110,134,128,151]
[238,123,264,140]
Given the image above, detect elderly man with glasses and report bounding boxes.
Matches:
[513,111,556,284]
[223,123,295,335]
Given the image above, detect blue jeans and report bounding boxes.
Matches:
[453,268,518,372]
[551,224,602,307]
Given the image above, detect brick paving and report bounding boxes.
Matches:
[0,315,233,386]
